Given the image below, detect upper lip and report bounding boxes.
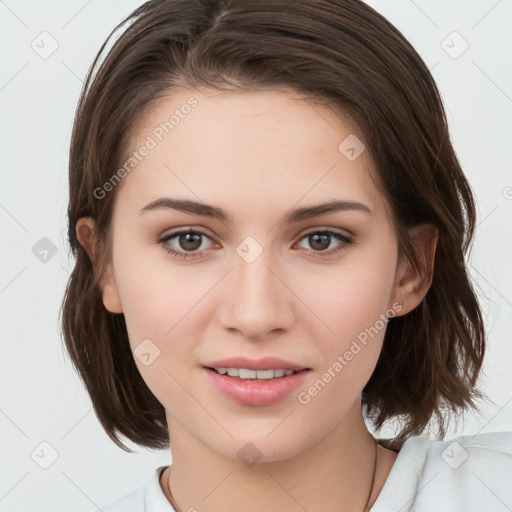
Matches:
[203,356,310,371]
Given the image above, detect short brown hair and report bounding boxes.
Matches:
[60,0,486,453]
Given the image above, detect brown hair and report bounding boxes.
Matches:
[60,0,487,453]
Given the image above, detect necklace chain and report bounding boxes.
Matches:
[166,438,379,512]
[363,437,379,511]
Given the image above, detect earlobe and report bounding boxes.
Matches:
[392,224,438,316]
[75,217,123,314]
[100,264,124,314]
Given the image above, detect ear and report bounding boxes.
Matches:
[75,217,123,314]
[391,223,438,316]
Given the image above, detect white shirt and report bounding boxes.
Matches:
[95,430,512,511]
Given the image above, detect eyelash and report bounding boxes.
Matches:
[156,228,354,260]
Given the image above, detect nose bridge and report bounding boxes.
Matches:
[218,237,294,338]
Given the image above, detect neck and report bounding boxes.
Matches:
[161,400,397,512]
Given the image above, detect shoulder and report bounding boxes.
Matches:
[92,465,174,512]
[409,429,512,474]
[92,486,145,512]
[371,430,512,512]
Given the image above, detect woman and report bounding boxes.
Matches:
[60,0,512,510]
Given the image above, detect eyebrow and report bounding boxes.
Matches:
[139,197,373,223]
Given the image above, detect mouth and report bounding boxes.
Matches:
[201,358,312,406]
[205,366,307,381]
[202,356,310,374]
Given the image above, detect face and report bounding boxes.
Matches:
[84,87,422,463]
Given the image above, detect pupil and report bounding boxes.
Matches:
[180,233,201,251]
[310,233,329,251]
[177,233,331,252]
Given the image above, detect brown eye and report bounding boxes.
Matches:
[296,230,353,257]
[158,229,214,260]
[176,232,202,251]
[307,233,331,251]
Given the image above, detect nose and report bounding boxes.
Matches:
[217,246,296,341]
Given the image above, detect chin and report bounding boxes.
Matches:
[206,429,312,465]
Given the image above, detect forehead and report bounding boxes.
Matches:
[117,86,385,221]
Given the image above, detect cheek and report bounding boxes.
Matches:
[296,246,398,406]
[114,258,202,405]
[304,251,396,342]
[113,240,203,339]
[295,266,395,416]
[116,229,397,352]
[112,250,214,404]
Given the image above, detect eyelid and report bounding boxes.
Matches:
[159,224,216,237]
[300,225,353,238]
[158,225,352,244]
[155,227,218,257]
[158,227,218,248]
[156,225,354,260]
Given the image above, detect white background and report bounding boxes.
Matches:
[1,1,511,510]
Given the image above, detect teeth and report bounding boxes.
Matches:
[213,368,296,379]
[239,368,257,379]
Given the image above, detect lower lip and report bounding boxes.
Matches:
[203,367,311,406]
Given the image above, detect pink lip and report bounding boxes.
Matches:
[203,367,311,407]
[202,356,309,372]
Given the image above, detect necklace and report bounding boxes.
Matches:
[166,437,378,512]
[363,437,379,511]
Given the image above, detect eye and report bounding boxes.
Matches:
[156,227,354,260]
[157,229,216,260]
[295,229,353,257]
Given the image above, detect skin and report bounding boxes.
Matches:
[77,87,437,512]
